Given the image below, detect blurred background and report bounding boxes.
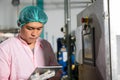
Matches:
[0,0,120,80]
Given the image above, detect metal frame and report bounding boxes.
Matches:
[103,0,112,80]
[82,26,95,66]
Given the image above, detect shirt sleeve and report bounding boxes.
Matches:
[47,42,62,80]
[41,39,62,80]
[41,39,59,66]
[0,47,10,80]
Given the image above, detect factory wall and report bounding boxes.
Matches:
[0,0,18,29]
[0,0,35,30]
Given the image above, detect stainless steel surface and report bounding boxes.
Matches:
[77,0,111,80]
[64,0,72,79]
[103,0,112,80]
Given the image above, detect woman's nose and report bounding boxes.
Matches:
[31,30,38,36]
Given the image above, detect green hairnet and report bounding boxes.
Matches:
[17,6,48,27]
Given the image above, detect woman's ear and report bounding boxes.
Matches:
[17,19,21,27]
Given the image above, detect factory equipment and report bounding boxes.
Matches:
[57,36,78,80]
[57,26,78,79]
[0,28,19,43]
[60,0,95,79]
[57,38,67,76]
[76,0,111,80]
[11,0,20,6]
[81,17,95,66]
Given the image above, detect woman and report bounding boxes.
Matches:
[0,5,62,80]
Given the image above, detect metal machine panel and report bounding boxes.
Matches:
[77,0,111,80]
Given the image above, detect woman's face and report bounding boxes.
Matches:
[19,22,43,44]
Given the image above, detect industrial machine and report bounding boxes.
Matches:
[76,0,112,80]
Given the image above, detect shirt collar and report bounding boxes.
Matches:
[16,34,42,47]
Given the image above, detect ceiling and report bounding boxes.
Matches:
[44,0,94,10]
[18,0,95,10]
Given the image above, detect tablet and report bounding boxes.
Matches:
[28,66,62,80]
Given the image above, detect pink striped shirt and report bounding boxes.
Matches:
[0,36,58,80]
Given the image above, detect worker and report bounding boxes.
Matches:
[0,5,62,80]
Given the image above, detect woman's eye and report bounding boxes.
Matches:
[27,27,34,30]
[37,28,42,30]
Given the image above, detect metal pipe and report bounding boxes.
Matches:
[64,0,72,79]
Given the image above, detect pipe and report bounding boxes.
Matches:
[64,0,72,79]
